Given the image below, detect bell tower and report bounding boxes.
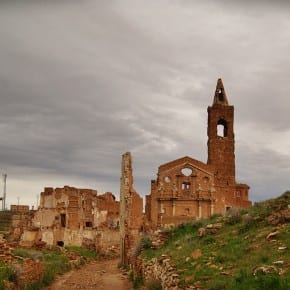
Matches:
[207,78,235,187]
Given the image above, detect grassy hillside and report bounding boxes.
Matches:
[142,191,290,290]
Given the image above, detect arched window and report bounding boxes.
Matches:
[182,182,190,190]
[217,119,228,137]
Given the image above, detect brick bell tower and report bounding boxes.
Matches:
[207,78,235,187]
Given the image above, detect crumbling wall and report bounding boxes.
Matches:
[0,206,32,242]
[95,192,120,228]
[21,186,120,252]
[120,152,143,266]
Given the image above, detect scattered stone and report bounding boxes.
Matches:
[206,223,222,229]
[2,280,17,290]
[266,230,280,240]
[191,249,202,259]
[273,260,284,265]
[220,271,231,276]
[185,274,195,282]
[253,265,278,275]
[278,246,287,251]
[198,228,206,237]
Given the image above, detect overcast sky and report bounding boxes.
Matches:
[0,0,290,208]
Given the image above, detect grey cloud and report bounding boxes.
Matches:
[0,0,289,207]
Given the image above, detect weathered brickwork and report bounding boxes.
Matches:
[146,79,251,228]
[120,152,143,266]
[20,186,120,251]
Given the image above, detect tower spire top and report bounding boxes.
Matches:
[213,78,229,105]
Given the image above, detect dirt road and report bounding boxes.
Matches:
[43,259,133,290]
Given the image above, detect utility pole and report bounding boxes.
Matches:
[3,174,7,211]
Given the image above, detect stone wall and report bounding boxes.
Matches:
[19,186,121,254]
[10,205,30,213]
[120,152,143,266]
[134,256,181,290]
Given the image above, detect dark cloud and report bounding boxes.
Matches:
[0,0,289,207]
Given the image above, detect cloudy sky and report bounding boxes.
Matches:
[0,0,290,208]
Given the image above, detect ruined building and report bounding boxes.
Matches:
[21,186,120,250]
[145,79,251,228]
[120,152,143,266]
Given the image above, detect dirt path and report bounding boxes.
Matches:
[43,259,133,290]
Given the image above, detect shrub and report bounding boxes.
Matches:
[234,268,250,284]
[145,279,162,290]
[141,236,152,250]
[238,214,256,234]
[207,277,227,290]
[0,262,16,290]
[203,235,216,245]
[255,274,290,290]
[191,219,205,230]
[132,274,143,289]
[225,209,242,225]
[215,254,226,264]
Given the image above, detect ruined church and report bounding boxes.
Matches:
[145,79,251,228]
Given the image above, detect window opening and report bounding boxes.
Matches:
[60,214,66,227]
[57,241,64,247]
[217,119,228,137]
[85,221,93,227]
[181,168,192,176]
[182,182,191,190]
[218,89,224,101]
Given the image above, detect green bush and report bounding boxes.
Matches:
[203,235,216,245]
[207,277,227,290]
[225,209,242,225]
[215,254,226,264]
[146,279,162,290]
[238,214,256,234]
[141,236,152,250]
[132,274,143,289]
[0,262,16,290]
[191,219,205,230]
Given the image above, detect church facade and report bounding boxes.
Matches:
[145,79,251,228]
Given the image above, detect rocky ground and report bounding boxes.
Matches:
[43,258,133,290]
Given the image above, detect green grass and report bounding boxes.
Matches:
[11,246,99,289]
[13,248,44,261]
[0,261,16,290]
[142,191,290,289]
[42,250,71,285]
[65,245,97,259]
